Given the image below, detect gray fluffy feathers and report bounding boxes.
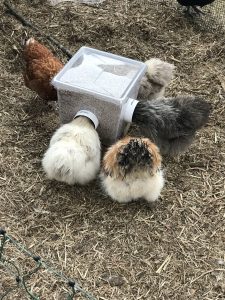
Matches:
[138,58,175,100]
[133,95,211,156]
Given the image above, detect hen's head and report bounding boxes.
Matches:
[102,137,162,179]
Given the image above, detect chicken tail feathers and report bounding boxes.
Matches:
[173,96,211,130]
[145,58,175,87]
[133,95,211,133]
[132,96,211,155]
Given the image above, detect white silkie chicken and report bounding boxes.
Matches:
[138,58,175,100]
[100,137,164,203]
[42,116,101,185]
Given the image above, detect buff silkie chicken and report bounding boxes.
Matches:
[42,116,101,185]
[23,38,63,101]
[132,95,211,156]
[100,137,164,204]
[138,58,175,101]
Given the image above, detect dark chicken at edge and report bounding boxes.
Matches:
[177,0,215,15]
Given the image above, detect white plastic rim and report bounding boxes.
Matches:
[74,110,99,129]
[123,98,139,123]
[52,46,147,104]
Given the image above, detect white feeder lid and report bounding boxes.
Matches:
[52,46,147,103]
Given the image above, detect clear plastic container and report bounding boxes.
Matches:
[52,46,147,145]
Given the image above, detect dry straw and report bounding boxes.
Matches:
[0,229,96,300]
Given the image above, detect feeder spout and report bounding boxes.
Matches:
[123,98,139,123]
[75,110,99,129]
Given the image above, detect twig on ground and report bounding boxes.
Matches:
[3,0,73,59]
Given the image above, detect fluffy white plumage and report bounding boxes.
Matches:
[101,170,164,203]
[42,116,101,185]
[138,58,175,100]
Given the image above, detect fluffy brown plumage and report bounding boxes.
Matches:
[23,38,64,101]
[102,137,161,179]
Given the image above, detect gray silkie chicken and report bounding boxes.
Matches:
[132,96,211,156]
[177,0,216,15]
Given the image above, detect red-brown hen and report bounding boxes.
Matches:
[23,38,64,101]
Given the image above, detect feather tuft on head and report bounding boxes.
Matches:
[102,137,161,179]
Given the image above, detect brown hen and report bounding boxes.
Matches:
[23,38,64,101]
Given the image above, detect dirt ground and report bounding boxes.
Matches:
[0,0,225,299]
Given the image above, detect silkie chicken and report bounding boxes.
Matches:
[132,95,211,156]
[42,116,101,185]
[100,137,164,204]
[138,58,175,101]
[177,0,216,15]
[23,38,63,101]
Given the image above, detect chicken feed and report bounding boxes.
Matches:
[53,47,146,145]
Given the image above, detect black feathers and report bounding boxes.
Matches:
[177,0,215,15]
[177,0,215,7]
[132,96,211,156]
[117,139,152,175]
